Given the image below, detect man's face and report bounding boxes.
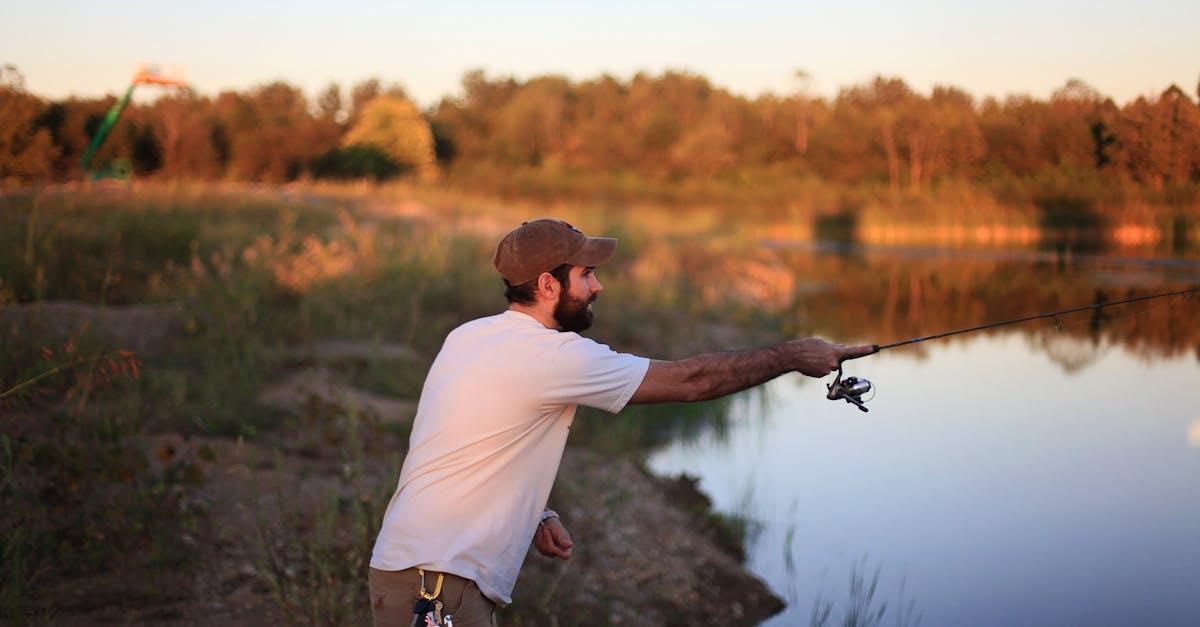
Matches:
[553,266,604,333]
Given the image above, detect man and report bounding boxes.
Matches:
[369,219,873,626]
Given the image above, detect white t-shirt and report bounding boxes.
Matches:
[370,309,650,605]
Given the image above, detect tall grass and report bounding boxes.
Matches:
[249,411,397,626]
[0,407,209,621]
[808,558,922,627]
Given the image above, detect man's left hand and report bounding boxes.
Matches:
[534,517,574,560]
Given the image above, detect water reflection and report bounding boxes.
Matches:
[600,236,1200,625]
[648,332,1200,626]
[770,244,1200,365]
[574,392,741,455]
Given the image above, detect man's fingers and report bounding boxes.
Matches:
[550,535,570,558]
[548,522,573,558]
[535,522,572,559]
[534,526,552,556]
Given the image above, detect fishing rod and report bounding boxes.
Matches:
[826,285,1200,412]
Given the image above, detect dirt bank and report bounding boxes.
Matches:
[43,433,782,626]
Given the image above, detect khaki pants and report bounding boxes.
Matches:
[368,567,497,627]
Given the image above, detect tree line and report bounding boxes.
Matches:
[3,64,1200,202]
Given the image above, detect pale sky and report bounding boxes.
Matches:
[3,0,1198,107]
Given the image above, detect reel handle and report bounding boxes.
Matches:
[826,364,845,401]
[825,360,874,413]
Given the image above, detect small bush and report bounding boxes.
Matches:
[311,145,407,181]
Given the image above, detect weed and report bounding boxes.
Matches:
[808,558,921,627]
[0,419,208,620]
[249,410,398,626]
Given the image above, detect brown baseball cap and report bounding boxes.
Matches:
[493,219,618,285]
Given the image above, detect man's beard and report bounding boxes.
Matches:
[554,289,595,333]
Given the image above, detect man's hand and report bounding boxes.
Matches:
[630,338,879,405]
[790,338,878,378]
[534,517,574,560]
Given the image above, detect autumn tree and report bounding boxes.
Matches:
[810,77,912,188]
[913,86,985,186]
[342,95,437,180]
[145,91,222,179]
[37,97,128,179]
[1044,79,1105,169]
[211,82,335,182]
[792,69,813,156]
[4,65,1199,200]
[561,75,631,171]
[1113,86,1200,187]
[317,83,344,125]
[0,65,58,184]
[491,76,571,168]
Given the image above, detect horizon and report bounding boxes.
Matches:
[4,0,1198,108]
[6,64,1199,111]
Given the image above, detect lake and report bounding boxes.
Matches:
[647,243,1200,627]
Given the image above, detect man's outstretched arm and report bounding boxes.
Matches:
[628,338,875,405]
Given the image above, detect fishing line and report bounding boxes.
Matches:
[1045,293,1180,334]
[825,285,1200,412]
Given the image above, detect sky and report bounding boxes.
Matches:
[3,0,1198,107]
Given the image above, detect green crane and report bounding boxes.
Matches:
[80,67,186,180]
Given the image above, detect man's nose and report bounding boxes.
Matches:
[591,276,604,293]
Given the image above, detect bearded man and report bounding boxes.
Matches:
[368,219,873,626]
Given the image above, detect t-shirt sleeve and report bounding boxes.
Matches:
[542,335,650,413]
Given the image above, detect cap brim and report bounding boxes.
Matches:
[566,237,617,268]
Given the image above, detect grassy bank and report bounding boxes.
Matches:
[434,166,1200,246]
[0,185,777,623]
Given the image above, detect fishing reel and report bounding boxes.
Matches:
[826,364,873,413]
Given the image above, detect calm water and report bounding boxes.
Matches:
[647,248,1200,627]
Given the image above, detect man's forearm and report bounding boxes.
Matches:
[669,343,793,402]
[630,337,870,405]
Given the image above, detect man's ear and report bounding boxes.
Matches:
[535,272,560,301]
